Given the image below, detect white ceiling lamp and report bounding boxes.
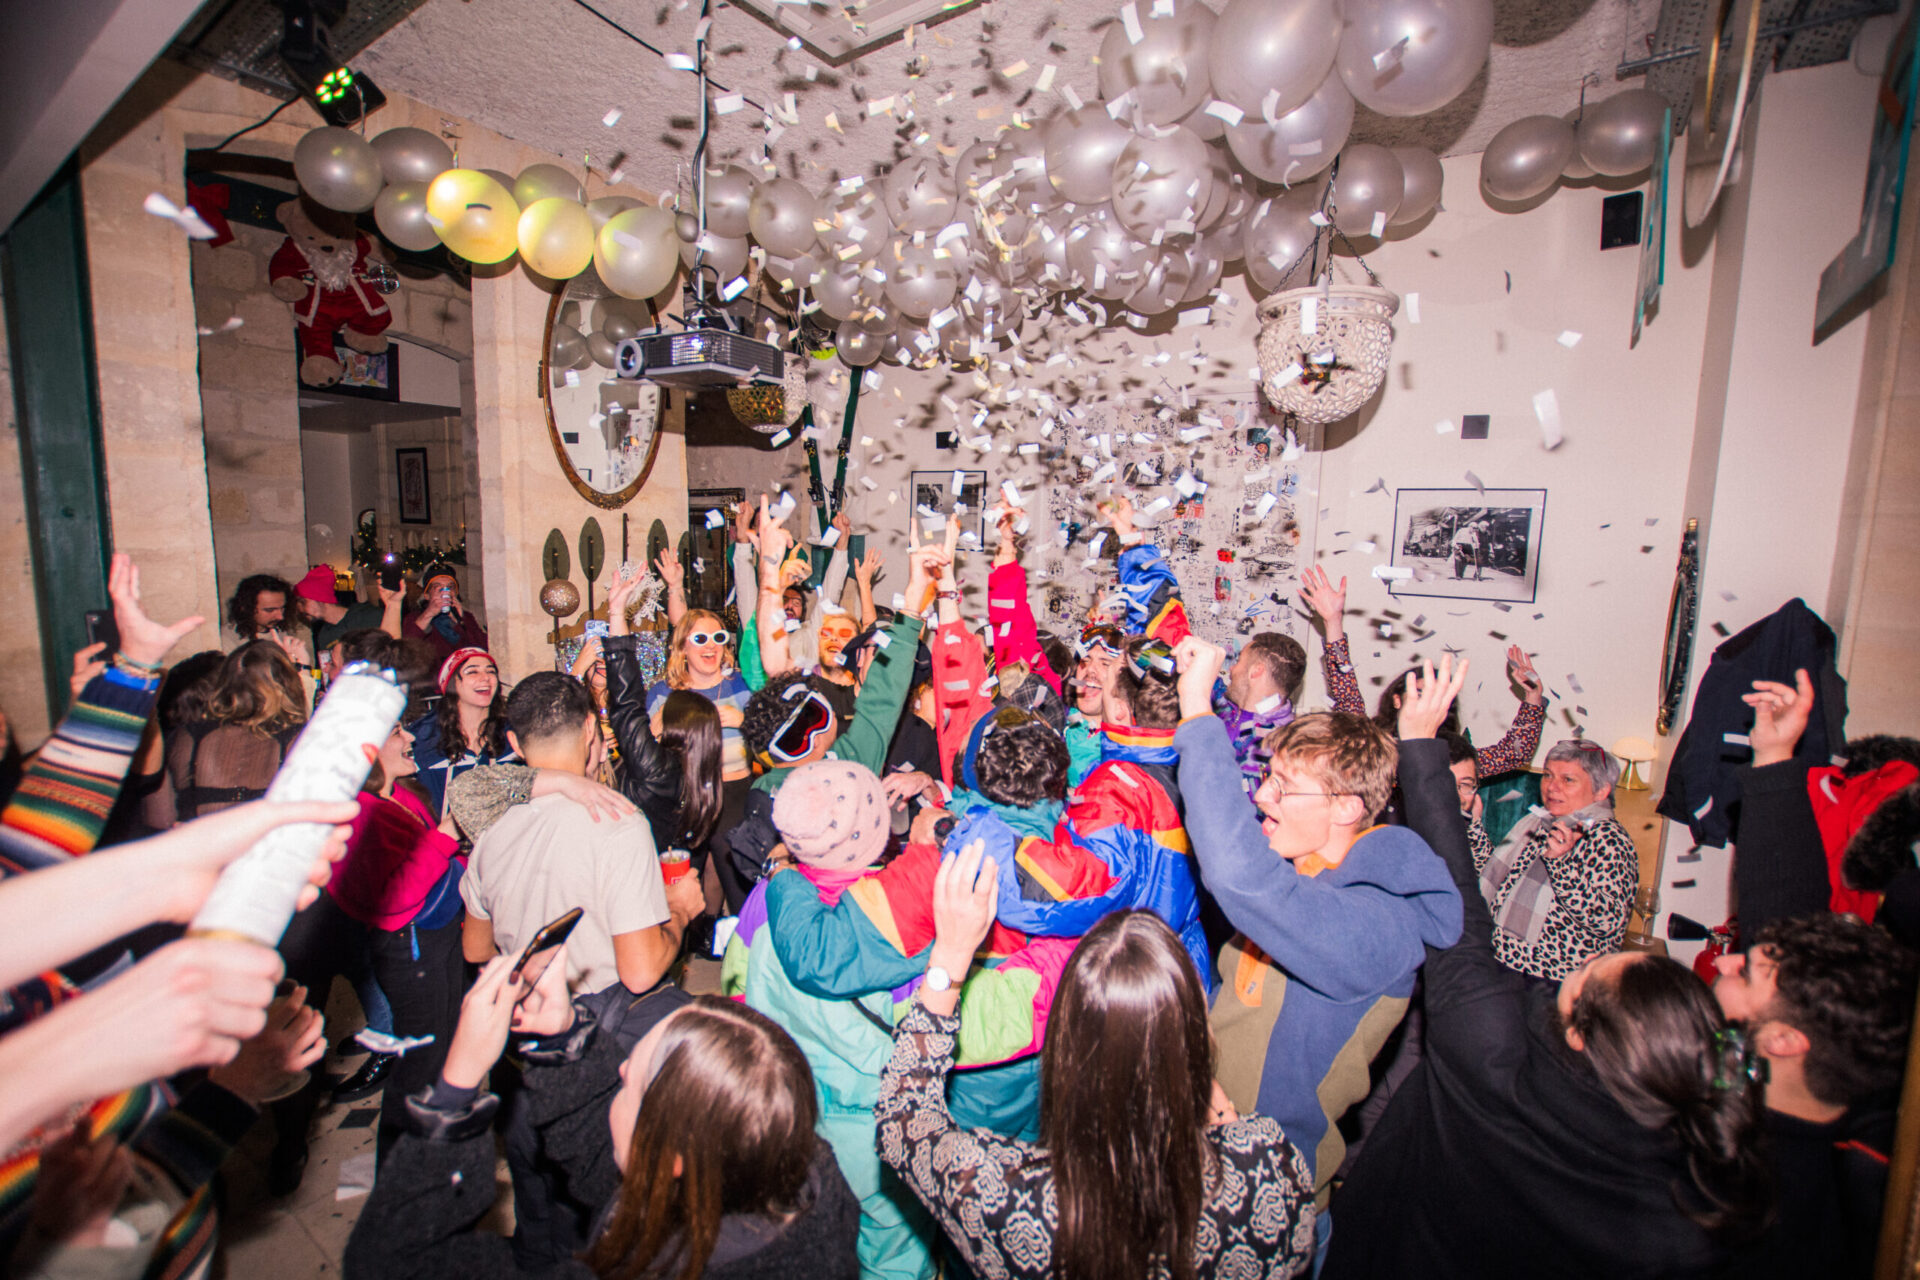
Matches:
[731,0,989,65]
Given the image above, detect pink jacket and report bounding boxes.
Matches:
[986,563,1063,695]
[328,788,463,931]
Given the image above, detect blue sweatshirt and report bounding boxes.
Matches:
[1172,713,1462,1196]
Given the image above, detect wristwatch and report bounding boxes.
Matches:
[936,589,961,601]
[923,965,955,992]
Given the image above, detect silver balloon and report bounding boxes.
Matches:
[370,127,453,185]
[837,320,885,368]
[813,261,875,322]
[1335,0,1494,118]
[1480,115,1575,202]
[764,249,824,291]
[1577,88,1668,177]
[1390,146,1444,224]
[293,127,383,212]
[680,231,749,284]
[514,163,585,208]
[675,210,701,243]
[1242,193,1319,291]
[478,169,515,193]
[1065,204,1149,298]
[374,181,439,252]
[1179,224,1233,301]
[587,195,641,231]
[1224,72,1353,184]
[587,332,618,368]
[883,238,961,319]
[940,323,984,366]
[1029,216,1080,290]
[955,141,1000,199]
[1332,143,1403,237]
[992,126,1063,214]
[1126,251,1196,315]
[1181,100,1227,142]
[1045,106,1136,205]
[888,319,935,364]
[1097,0,1216,127]
[1207,0,1342,121]
[1562,139,1596,181]
[1194,149,1239,231]
[1111,125,1215,239]
[748,179,820,259]
[703,165,756,237]
[816,182,894,262]
[594,206,680,300]
[593,298,650,340]
[883,157,959,234]
[550,323,587,368]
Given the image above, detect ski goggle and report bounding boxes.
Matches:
[684,630,731,647]
[1076,625,1126,659]
[767,689,836,764]
[1127,638,1178,681]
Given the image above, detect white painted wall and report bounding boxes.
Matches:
[394,337,463,409]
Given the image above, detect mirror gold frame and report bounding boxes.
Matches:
[539,286,665,510]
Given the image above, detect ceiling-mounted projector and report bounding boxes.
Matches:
[615,326,783,388]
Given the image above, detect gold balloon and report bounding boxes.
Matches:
[426,169,521,264]
[517,197,596,279]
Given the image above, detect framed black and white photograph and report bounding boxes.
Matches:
[910,469,987,546]
[1387,488,1546,603]
[396,447,431,525]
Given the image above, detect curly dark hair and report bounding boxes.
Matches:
[1112,637,1180,729]
[1754,914,1919,1108]
[973,710,1070,808]
[225,574,294,638]
[742,671,818,763]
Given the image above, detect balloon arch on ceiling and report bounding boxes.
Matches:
[289,0,1669,378]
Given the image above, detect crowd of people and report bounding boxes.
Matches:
[0,493,1914,1280]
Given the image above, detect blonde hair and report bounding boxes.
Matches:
[666,609,736,689]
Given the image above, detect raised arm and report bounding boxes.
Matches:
[1299,567,1364,715]
[756,496,796,679]
[853,542,881,628]
[1734,670,1833,934]
[1473,645,1548,777]
[653,549,688,628]
[1101,497,1191,644]
[818,511,853,618]
[986,510,1062,694]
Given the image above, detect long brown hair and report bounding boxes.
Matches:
[665,609,735,690]
[1040,911,1215,1280]
[585,999,819,1280]
[658,691,723,847]
[185,640,307,734]
[1564,954,1771,1237]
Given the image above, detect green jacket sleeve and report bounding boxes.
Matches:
[765,870,925,998]
[836,613,925,772]
[740,616,768,692]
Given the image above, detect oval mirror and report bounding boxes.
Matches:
[541,275,665,509]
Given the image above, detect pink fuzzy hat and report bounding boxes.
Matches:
[771,761,890,873]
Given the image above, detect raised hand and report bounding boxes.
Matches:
[1097,495,1137,543]
[653,549,684,590]
[440,955,523,1090]
[1299,566,1347,642]
[1507,645,1545,705]
[110,553,204,667]
[1397,655,1468,741]
[1173,635,1225,722]
[732,499,755,545]
[930,839,998,975]
[608,572,642,637]
[855,545,883,587]
[1745,669,1814,767]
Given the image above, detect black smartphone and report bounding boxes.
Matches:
[379,556,401,592]
[509,907,583,988]
[83,609,119,655]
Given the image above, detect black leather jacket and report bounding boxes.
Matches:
[604,633,684,848]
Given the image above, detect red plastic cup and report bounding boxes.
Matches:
[660,848,693,885]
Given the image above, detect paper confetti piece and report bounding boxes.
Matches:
[603,107,624,126]
[1370,210,1387,238]
[1204,100,1245,126]
[1120,1,1144,45]
[769,428,792,446]
[665,52,697,70]
[1435,419,1455,434]
[705,508,726,529]
[1036,64,1057,91]
[1532,389,1564,450]
[1405,292,1420,323]
[1372,36,1410,70]
[143,192,218,239]
[1465,470,1485,492]
[1271,361,1304,387]
[714,92,745,114]
[1302,296,1318,334]
[196,315,245,335]
[1364,477,1387,494]
[1557,330,1582,348]
[357,1030,436,1055]
[1372,565,1412,580]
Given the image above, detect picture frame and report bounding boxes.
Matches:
[909,469,988,548]
[1386,488,1546,603]
[396,447,431,525]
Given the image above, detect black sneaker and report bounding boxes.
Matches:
[331,1051,396,1102]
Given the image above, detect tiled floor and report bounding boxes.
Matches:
[217,956,723,1276]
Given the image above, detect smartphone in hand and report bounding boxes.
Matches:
[510,907,583,990]
[83,609,120,655]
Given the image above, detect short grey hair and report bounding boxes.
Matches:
[1545,739,1620,800]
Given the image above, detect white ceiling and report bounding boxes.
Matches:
[358,0,1663,201]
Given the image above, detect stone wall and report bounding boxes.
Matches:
[0,290,49,746]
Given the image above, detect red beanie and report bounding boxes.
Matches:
[438,647,495,694]
[294,565,338,603]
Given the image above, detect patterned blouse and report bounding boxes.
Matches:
[1320,637,1546,777]
[875,1002,1317,1280]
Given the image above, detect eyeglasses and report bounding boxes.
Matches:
[767,689,835,763]
[1264,788,1345,801]
[1127,638,1177,681]
[685,630,731,647]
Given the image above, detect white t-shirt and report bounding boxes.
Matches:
[460,793,667,995]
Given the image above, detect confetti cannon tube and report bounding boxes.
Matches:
[189,663,406,945]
